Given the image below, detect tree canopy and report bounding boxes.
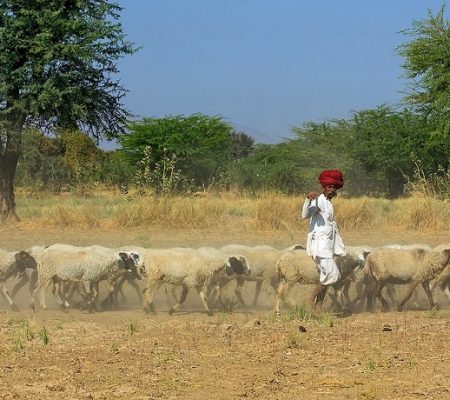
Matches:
[398,4,450,169]
[0,0,136,219]
[119,114,241,187]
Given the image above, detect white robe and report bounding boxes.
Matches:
[301,193,346,259]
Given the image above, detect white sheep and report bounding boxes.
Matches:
[32,244,144,310]
[430,243,450,305]
[52,245,147,310]
[380,244,434,308]
[0,248,38,310]
[219,244,304,307]
[141,247,250,316]
[274,246,370,314]
[384,243,433,251]
[98,245,148,309]
[364,247,450,312]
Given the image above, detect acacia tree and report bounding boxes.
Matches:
[398,5,450,169]
[0,0,136,220]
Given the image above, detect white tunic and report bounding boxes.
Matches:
[301,194,346,259]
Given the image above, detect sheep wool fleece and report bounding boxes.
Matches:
[301,193,345,285]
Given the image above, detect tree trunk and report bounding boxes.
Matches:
[0,110,25,222]
[0,149,20,221]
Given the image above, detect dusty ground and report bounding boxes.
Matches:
[1,227,450,399]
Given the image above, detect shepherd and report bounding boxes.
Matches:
[301,169,346,310]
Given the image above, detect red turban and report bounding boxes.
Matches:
[318,169,344,189]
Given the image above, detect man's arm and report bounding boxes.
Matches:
[301,192,319,219]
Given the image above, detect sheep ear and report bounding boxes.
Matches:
[363,251,371,259]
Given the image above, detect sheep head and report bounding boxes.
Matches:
[225,256,251,276]
[117,251,145,280]
[13,251,37,275]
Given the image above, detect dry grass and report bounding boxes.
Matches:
[11,190,450,233]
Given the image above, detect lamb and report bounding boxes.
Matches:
[32,244,144,310]
[0,248,38,310]
[141,247,250,316]
[274,246,370,314]
[219,244,304,307]
[364,247,450,312]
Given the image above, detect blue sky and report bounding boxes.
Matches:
[114,0,446,144]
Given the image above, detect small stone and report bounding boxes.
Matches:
[221,323,234,332]
[382,324,392,332]
[298,325,307,332]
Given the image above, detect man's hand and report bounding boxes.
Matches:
[306,191,318,200]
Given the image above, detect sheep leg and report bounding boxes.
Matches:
[431,276,450,305]
[69,282,87,307]
[115,275,127,304]
[274,281,295,314]
[397,282,420,312]
[195,286,213,316]
[206,284,217,304]
[234,278,247,307]
[334,287,346,309]
[101,276,124,309]
[212,284,225,309]
[327,287,339,309]
[83,281,94,310]
[0,280,19,311]
[273,281,285,314]
[312,284,328,313]
[443,280,450,303]
[374,281,390,311]
[10,274,29,299]
[29,271,38,296]
[34,279,50,310]
[342,280,352,305]
[40,280,53,309]
[384,284,397,305]
[421,281,435,310]
[252,279,264,307]
[129,278,143,304]
[365,279,377,312]
[89,281,100,311]
[58,282,72,308]
[169,285,189,315]
[142,283,160,314]
[353,281,366,307]
[73,282,90,308]
[101,279,117,310]
[51,280,67,310]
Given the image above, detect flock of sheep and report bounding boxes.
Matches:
[1,241,450,315]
